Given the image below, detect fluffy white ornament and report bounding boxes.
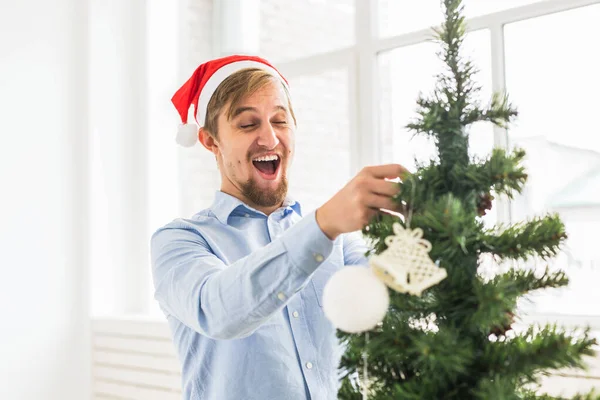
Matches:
[322,266,389,333]
[176,123,199,147]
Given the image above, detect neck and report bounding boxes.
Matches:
[220,187,284,216]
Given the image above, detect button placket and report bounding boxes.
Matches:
[267,217,283,240]
[286,297,323,398]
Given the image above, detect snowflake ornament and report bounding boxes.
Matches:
[369,223,447,296]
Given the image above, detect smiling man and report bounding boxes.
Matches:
[151,55,407,400]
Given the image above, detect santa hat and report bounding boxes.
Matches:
[171,54,290,147]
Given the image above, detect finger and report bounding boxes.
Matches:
[364,193,404,213]
[365,164,410,180]
[369,178,401,197]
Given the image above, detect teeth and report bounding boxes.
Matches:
[253,154,279,162]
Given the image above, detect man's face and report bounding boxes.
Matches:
[211,81,295,209]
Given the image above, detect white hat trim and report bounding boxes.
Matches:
[195,60,289,127]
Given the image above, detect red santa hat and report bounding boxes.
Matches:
[171,54,290,147]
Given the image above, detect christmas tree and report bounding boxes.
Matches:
[336,1,598,398]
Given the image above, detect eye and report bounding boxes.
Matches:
[240,123,256,129]
[273,121,287,125]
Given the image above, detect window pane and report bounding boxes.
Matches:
[378,29,496,225]
[259,0,355,63]
[505,5,600,316]
[378,0,547,37]
[287,68,352,213]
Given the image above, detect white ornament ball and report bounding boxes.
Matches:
[322,266,390,333]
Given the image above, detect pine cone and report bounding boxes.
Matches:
[477,192,494,216]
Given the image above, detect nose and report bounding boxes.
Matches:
[256,122,280,149]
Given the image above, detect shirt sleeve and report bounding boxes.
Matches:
[151,210,334,340]
[343,230,369,266]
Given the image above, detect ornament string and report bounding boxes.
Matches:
[362,331,369,400]
[405,179,416,229]
[361,179,415,398]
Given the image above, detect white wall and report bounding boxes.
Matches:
[177,0,219,218]
[89,0,149,317]
[0,0,90,399]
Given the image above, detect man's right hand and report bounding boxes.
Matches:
[315,164,410,240]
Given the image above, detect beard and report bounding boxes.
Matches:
[239,172,288,208]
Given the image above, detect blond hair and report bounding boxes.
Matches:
[203,68,297,137]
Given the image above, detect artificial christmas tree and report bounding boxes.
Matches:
[333,1,599,398]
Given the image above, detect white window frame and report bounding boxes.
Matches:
[275,0,600,329]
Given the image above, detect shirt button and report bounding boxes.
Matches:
[292,311,299,318]
[306,362,313,369]
[244,213,250,218]
[277,292,286,301]
[314,254,324,263]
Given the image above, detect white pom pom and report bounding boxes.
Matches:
[176,123,199,147]
[322,266,389,333]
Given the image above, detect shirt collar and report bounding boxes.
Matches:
[210,191,302,225]
[283,195,302,217]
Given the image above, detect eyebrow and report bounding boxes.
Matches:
[231,105,288,119]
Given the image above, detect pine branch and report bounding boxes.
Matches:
[479,214,567,261]
[519,388,600,400]
[362,169,449,256]
[472,374,519,399]
[406,0,477,169]
[481,147,528,198]
[406,97,451,137]
[409,327,474,382]
[388,378,444,400]
[374,147,526,218]
[365,194,482,264]
[470,276,520,334]
[432,0,469,112]
[363,212,402,256]
[393,163,446,210]
[462,92,518,128]
[496,267,569,294]
[485,324,597,382]
[374,328,475,400]
[470,267,569,335]
[337,318,421,381]
[338,375,364,400]
[411,194,482,266]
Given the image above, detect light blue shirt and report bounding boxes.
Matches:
[151,191,368,400]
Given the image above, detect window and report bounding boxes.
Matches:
[504,4,600,315]
[287,68,353,213]
[259,0,355,63]
[378,0,548,37]
[257,0,356,213]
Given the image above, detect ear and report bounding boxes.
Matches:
[198,128,219,155]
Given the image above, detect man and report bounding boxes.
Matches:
[151,54,407,400]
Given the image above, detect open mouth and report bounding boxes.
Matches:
[252,154,281,180]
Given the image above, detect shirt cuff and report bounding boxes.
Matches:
[281,209,335,275]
